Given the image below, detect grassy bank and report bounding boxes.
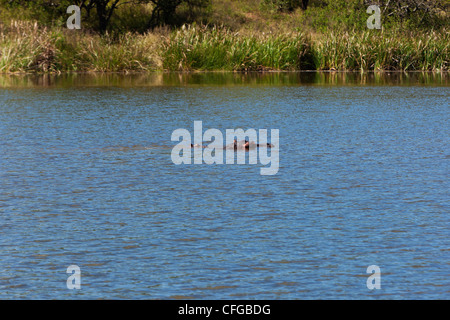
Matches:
[0,20,162,73]
[161,25,449,71]
[0,0,448,73]
[161,25,315,71]
[313,29,449,71]
[1,20,448,73]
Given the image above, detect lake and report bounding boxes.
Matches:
[0,72,448,299]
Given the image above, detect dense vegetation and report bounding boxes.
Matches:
[0,0,448,72]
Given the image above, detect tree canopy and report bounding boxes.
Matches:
[0,0,447,33]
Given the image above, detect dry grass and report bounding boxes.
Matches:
[0,19,448,73]
[161,24,314,71]
[313,29,449,71]
[0,20,57,72]
[0,20,163,73]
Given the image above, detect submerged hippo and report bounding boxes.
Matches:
[190,143,207,148]
[256,143,274,148]
[223,139,273,150]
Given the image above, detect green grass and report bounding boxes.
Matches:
[72,32,162,72]
[161,25,314,71]
[0,21,57,73]
[0,20,162,73]
[313,29,449,71]
[0,21,447,73]
[161,25,449,71]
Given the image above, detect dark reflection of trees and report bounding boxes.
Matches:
[0,71,447,88]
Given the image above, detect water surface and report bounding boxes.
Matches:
[0,72,448,299]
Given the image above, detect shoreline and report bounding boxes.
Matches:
[1,70,449,75]
[0,22,448,74]
[1,70,447,88]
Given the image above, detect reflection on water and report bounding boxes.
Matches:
[0,72,448,299]
[0,71,448,88]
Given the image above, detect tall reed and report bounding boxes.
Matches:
[0,20,57,73]
[72,32,162,72]
[0,20,162,73]
[161,24,315,71]
[162,25,449,72]
[0,20,448,73]
[313,29,449,71]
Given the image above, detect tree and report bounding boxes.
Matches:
[266,0,309,12]
[73,0,121,33]
[0,0,73,22]
[300,0,309,10]
[363,0,449,27]
[147,0,209,28]
[1,0,123,32]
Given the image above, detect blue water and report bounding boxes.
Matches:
[0,73,449,299]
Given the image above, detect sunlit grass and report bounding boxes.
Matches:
[161,25,449,71]
[0,20,162,73]
[73,32,162,72]
[0,20,448,73]
[0,20,57,73]
[161,24,314,71]
[313,29,449,71]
